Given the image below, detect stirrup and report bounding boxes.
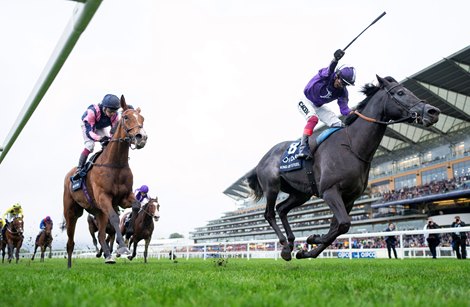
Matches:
[297,148,311,160]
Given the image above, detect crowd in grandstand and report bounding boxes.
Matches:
[373,176,470,203]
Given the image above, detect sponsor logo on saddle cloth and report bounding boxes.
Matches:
[279,127,343,172]
[280,141,302,172]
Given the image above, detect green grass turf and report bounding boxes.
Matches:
[0,257,468,307]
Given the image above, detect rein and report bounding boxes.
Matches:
[141,203,156,218]
[108,116,143,150]
[94,111,143,168]
[7,224,22,235]
[353,83,422,125]
[345,82,424,163]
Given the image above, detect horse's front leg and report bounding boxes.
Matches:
[127,237,137,261]
[31,244,38,261]
[15,245,20,264]
[276,193,311,260]
[298,188,351,259]
[106,209,130,256]
[7,243,13,263]
[96,213,115,263]
[144,237,151,263]
[40,246,46,262]
[110,233,116,254]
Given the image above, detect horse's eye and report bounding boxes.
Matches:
[123,115,129,120]
[397,91,404,96]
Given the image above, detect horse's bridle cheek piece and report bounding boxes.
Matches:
[111,111,144,147]
[385,84,424,124]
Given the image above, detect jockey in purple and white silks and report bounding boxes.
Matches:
[297,49,356,159]
[72,94,121,180]
[135,185,150,204]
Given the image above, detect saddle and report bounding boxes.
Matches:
[280,127,343,195]
[70,151,103,191]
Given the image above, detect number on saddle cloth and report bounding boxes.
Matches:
[279,127,343,173]
[71,177,83,191]
[280,141,303,172]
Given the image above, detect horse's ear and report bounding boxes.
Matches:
[136,107,141,113]
[376,75,388,88]
[121,95,128,111]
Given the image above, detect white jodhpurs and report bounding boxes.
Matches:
[297,97,343,128]
[81,124,110,152]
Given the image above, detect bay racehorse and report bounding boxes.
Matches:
[63,95,147,268]
[1,217,24,263]
[246,76,440,261]
[118,197,160,263]
[31,219,53,262]
[87,214,116,258]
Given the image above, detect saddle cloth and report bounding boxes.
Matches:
[279,127,343,173]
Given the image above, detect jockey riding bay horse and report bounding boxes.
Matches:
[118,197,160,263]
[87,214,116,258]
[31,219,53,262]
[63,95,148,268]
[1,217,24,264]
[247,76,440,261]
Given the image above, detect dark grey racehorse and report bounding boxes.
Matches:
[246,75,440,261]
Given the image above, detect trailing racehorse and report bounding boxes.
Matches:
[119,197,160,263]
[246,76,440,261]
[63,95,148,268]
[31,219,53,262]
[87,214,116,258]
[1,217,24,263]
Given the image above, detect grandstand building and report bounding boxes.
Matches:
[190,45,470,244]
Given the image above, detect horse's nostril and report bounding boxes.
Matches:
[427,107,440,116]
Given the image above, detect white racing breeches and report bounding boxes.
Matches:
[81,124,110,152]
[297,97,343,128]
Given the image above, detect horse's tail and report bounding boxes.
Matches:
[245,168,264,202]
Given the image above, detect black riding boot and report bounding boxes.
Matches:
[126,205,140,237]
[72,152,88,180]
[297,134,311,160]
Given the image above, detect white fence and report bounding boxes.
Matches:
[20,226,469,261]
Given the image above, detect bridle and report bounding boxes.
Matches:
[345,82,425,164]
[353,83,425,125]
[141,200,159,218]
[94,110,144,169]
[7,219,23,235]
[109,110,144,150]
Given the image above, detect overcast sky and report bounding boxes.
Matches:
[1,0,469,250]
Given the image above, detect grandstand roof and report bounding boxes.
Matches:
[224,45,470,201]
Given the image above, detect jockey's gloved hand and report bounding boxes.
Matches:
[334,49,345,61]
[100,136,110,146]
[340,105,352,116]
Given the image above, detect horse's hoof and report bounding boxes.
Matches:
[116,253,121,258]
[306,234,321,245]
[117,246,130,255]
[127,255,133,261]
[105,256,116,264]
[281,246,292,261]
[296,250,308,259]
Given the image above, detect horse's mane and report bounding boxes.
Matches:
[344,76,397,126]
